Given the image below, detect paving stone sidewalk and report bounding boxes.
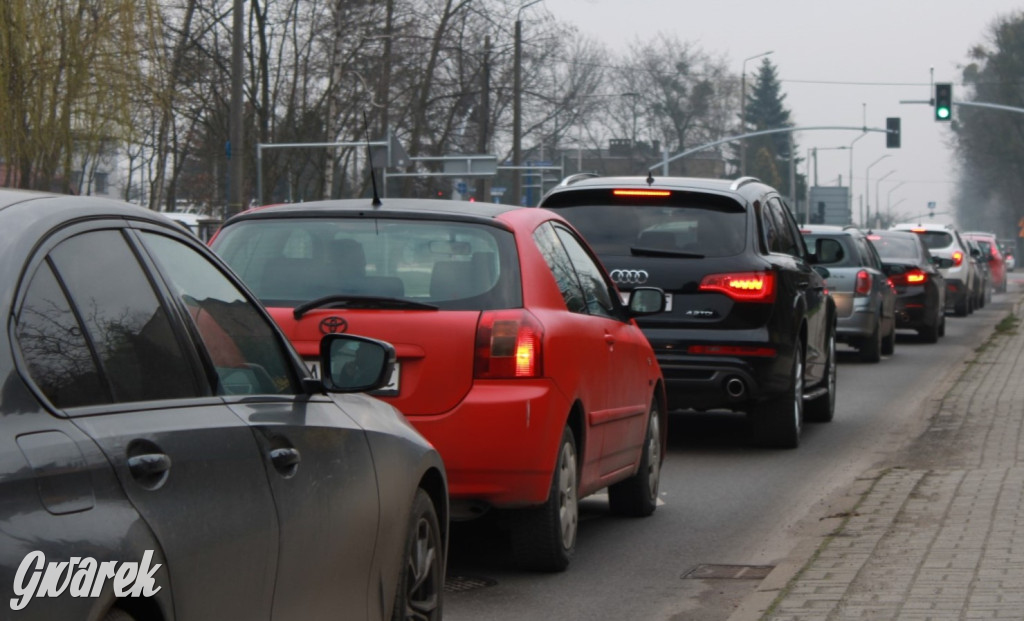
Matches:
[734,301,1024,621]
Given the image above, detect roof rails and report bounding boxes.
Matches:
[557,172,601,187]
[729,176,761,191]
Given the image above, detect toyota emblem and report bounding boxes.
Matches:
[609,269,650,285]
[319,316,348,334]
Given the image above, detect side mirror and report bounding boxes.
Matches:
[812,265,831,279]
[814,238,844,264]
[319,334,396,393]
[627,286,667,316]
[970,247,982,259]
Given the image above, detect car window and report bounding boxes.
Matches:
[804,235,855,266]
[767,198,802,257]
[915,231,954,249]
[533,222,588,314]
[871,235,921,261]
[855,236,883,270]
[540,194,747,258]
[140,232,300,396]
[213,218,521,310]
[15,260,111,408]
[552,224,618,319]
[18,229,203,407]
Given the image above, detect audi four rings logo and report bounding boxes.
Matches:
[610,269,649,284]
[319,316,348,334]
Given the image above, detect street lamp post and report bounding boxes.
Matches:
[739,50,773,176]
[512,0,543,207]
[864,154,892,227]
[887,182,907,215]
[847,132,867,224]
[874,170,895,227]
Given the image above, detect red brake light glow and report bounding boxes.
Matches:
[889,268,927,287]
[613,189,671,197]
[699,271,776,302]
[952,251,964,266]
[911,227,927,233]
[474,310,543,379]
[855,269,872,295]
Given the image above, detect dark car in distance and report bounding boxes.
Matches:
[799,225,897,362]
[0,189,447,620]
[538,174,837,449]
[867,229,949,343]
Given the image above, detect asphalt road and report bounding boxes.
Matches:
[442,279,1018,621]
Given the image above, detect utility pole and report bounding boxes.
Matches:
[228,0,244,218]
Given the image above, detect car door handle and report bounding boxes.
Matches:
[127,453,172,480]
[604,332,616,346]
[270,447,301,475]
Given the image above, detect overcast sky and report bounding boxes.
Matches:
[544,0,1022,228]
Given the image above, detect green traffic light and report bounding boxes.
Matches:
[936,107,951,119]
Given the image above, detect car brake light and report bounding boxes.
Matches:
[911,227,927,233]
[889,268,927,287]
[855,269,872,295]
[613,189,671,197]
[699,271,776,302]
[474,310,543,379]
[867,234,881,241]
[952,251,963,267]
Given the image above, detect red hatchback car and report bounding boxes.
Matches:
[963,231,1007,293]
[210,198,667,571]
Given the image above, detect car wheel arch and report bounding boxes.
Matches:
[417,468,449,547]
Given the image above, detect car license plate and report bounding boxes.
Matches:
[618,291,673,311]
[305,359,400,395]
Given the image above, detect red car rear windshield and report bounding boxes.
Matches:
[212,217,522,310]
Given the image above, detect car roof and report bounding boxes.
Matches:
[230,197,519,223]
[540,174,772,203]
[891,222,956,231]
[800,224,858,235]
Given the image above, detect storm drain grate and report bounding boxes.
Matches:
[682,564,774,580]
[445,575,497,593]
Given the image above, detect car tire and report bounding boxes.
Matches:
[391,489,444,621]
[805,327,836,423]
[750,337,803,449]
[511,426,578,572]
[918,320,940,343]
[859,318,882,363]
[954,294,969,317]
[938,312,946,336]
[881,319,895,356]
[608,402,661,517]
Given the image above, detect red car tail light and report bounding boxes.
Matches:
[855,269,872,295]
[890,268,927,287]
[474,310,544,379]
[952,250,964,266]
[699,271,776,303]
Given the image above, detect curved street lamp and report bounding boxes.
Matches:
[873,170,895,227]
[864,154,891,226]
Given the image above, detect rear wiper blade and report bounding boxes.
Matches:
[630,246,705,258]
[293,295,439,319]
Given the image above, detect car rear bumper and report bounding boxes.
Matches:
[945,278,967,308]
[835,304,878,343]
[893,288,932,328]
[655,351,792,412]
[404,381,570,512]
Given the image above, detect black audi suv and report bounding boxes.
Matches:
[538,175,837,448]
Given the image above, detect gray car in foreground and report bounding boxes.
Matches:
[0,189,447,621]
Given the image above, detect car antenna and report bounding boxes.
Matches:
[646,171,654,186]
[363,112,382,207]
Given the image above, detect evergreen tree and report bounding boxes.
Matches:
[736,58,804,202]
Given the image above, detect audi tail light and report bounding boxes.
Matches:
[952,250,964,267]
[474,310,543,379]
[855,269,872,295]
[699,271,776,302]
[613,189,671,197]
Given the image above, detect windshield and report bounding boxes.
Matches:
[871,235,921,261]
[212,217,522,310]
[545,201,747,258]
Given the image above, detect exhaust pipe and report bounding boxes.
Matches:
[725,377,746,399]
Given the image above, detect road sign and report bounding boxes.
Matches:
[456,181,468,195]
[490,186,506,197]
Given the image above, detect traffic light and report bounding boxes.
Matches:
[934,83,953,121]
[886,117,901,148]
